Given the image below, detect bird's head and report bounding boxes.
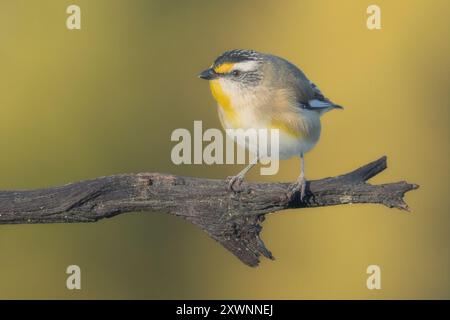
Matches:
[198,49,266,103]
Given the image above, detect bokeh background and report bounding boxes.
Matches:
[0,0,448,299]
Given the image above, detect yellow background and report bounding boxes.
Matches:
[0,0,448,299]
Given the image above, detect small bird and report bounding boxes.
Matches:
[199,49,342,200]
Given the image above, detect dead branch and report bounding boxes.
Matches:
[0,156,418,267]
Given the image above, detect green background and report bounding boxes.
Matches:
[0,0,449,299]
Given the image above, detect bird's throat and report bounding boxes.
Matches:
[209,80,238,126]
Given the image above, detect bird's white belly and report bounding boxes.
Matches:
[277,130,318,159]
[220,108,266,156]
[220,107,320,161]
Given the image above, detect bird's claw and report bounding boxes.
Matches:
[227,175,244,192]
[287,176,307,201]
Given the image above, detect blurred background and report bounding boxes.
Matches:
[0,0,448,299]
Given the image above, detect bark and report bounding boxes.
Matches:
[0,156,418,267]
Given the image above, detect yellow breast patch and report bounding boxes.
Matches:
[209,79,239,127]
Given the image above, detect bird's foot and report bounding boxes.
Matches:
[227,174,245,192]
[287,176,307,201]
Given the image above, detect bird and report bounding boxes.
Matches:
[198,49,342,200]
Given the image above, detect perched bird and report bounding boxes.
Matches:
[198,49,342,200]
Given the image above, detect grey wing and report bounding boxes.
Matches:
[273,55,343,110]
[302,81,343,110]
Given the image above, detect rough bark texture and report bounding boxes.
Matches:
[0,156,418,267]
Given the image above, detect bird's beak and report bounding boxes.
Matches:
[198,68,217,80]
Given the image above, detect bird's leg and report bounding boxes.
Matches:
[228,157,258,192]
[288,153,307,201]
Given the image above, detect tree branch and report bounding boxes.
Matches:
[0,156,418,267]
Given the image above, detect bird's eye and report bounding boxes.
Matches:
[231,70,241,77]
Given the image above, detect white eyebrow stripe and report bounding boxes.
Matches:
[231,61,259,72]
